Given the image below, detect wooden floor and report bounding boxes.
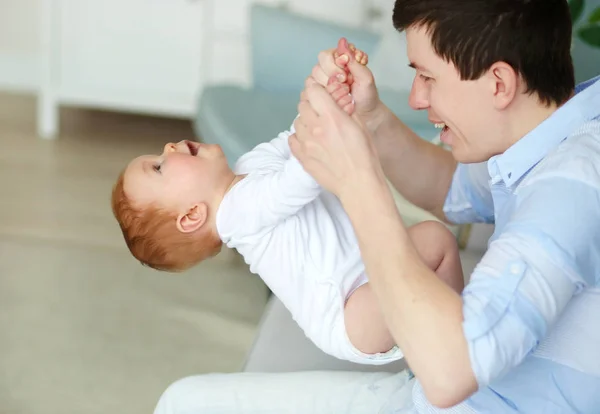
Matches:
[0,93,269,414]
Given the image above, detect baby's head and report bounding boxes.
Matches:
[111,140,234,272]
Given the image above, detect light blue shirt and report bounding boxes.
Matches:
[423,75,600,413]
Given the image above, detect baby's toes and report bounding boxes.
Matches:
[355,50,369,65]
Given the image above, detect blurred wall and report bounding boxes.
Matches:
[0,0,597,92]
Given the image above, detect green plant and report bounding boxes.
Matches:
[569,0,600,48]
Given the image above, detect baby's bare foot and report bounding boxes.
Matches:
[334,38,368,95]
[329,38,369,115]
[334,38,369,69]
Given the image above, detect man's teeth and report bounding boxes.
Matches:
[434,123,446,129]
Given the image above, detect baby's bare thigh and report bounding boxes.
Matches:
[345,283,395,354]
[345,221,461,354]
[407,220,458,268]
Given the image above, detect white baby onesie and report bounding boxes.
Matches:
[215,124,403,365]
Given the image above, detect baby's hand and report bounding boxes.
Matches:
[328,38,369,115]
[327,76,354,115]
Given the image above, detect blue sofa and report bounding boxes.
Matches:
[193,4,438,166]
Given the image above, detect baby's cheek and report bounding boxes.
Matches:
[186,163,214,191]
[168,163,197,188]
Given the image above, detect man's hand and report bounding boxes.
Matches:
[306,38,383,132]
[290,83,384,200]
[300,40,457,224]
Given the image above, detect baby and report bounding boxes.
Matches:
[111,39,464,364]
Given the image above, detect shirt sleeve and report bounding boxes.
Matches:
[217,125,322,239]
[461,176,600,387]
[443,162,495,224]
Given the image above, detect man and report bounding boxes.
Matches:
[154,0,600,412]
[291,0,600,410]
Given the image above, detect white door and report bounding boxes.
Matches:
[56,0,205,116]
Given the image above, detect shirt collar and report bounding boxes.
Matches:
[488,75,600,186]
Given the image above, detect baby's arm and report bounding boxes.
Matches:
[218,127,322,238]
[221,44,370,235]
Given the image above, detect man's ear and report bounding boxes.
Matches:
[488,61,518,110]
[176,203,208,233]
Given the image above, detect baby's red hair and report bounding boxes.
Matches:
[111,169,222,272]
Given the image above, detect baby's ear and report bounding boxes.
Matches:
[176,203,208,233]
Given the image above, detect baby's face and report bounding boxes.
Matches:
[124,140,232,213]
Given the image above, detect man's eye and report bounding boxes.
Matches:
[420,74,432,82]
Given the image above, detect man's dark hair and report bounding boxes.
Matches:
[392,0,575,106]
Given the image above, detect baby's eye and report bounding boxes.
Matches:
[153,164,162,173]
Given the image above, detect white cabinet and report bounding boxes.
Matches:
[57,0,205,111]
[38,0,384,139]
[39,0,206,138]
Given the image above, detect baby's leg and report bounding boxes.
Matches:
[407,220,465,293]
[344,220,464,355]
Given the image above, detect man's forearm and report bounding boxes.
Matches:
[367,104,457,221]
[341,171,477,407]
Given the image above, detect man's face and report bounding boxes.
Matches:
[405,26,501,163]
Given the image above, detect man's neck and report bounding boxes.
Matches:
[502,95,566,150]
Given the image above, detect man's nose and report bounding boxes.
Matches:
[408,78,430,110]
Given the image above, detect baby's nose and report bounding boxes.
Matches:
[163,143,177,154]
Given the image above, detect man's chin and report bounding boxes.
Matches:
[450,146,487,164]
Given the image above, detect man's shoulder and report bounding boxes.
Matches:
[520,119,600,190]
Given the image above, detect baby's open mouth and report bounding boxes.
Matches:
[186,141,199,156]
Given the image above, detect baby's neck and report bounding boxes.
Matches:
[207,173,244,231]
[227,174,246,191]
[213,173,245,208]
